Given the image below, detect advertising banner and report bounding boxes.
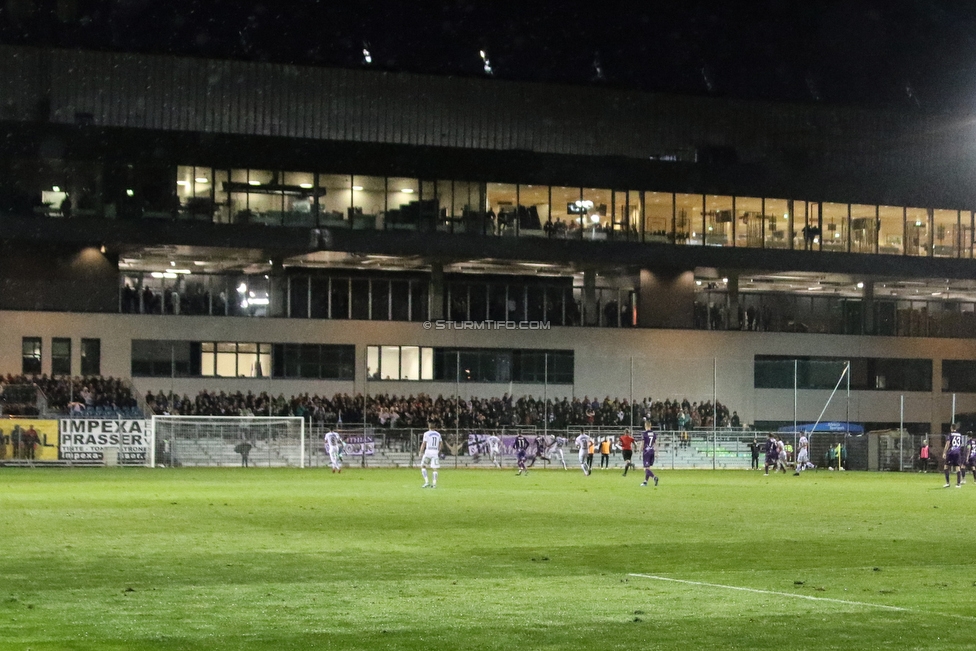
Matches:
[342,435,375,456]
[58,419,151,463]
[0,419,59,461]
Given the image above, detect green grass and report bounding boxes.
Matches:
[0,466,974,650]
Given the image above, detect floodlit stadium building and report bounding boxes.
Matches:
[3,45,976,434]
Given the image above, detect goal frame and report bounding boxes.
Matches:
[149,415,306,468]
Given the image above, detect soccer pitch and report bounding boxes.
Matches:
[1,467,973,650]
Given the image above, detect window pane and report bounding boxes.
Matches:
[319,174,351,223]
[581,188,611,241]
[674,193,702,244]
[421,347,434,380]
[453,180,487,235]
[549,186,578,239]
[763,198,790,249]
[644,192,674,242]
[238,352,259,377]
[367,346,380,380]
[734,197,762,248]
[80,338,100,376]
[201,352,215,376]
[518,184,547,235]
[487,182,517,236]
[351,279,369,320]
[878,205,904,255]
[933,209,959,258]
[216,352,237,377]
[52,338,71,376]
[905,207,929,256]
[792,200,812,250]
[380,345,400,380]
[387,177,420,231]
[821,202,848,252]
[851,204,876,253]
[705,195,733,247]
[401,346,421,380]
[22,337,41,374]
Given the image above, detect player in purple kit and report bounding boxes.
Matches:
[965,431,976,485]
[513,432,530,476]
[640,420,659,487]
[763,432,779,476]
[943,427,964,488]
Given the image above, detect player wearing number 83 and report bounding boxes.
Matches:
[419,425,442,488]
[943,427,964,488]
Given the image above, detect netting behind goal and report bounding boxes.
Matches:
[151,416,305,468]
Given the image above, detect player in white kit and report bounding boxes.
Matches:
[793,434,813,475]
[419,426,443,488]
[574,432,592,476]
[486,434,502,468]
[547,436,568,469]
[324,430,344,473]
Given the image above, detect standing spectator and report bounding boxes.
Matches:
[234,440,252,468]
[747,438,760,470]
[919,441,930,472]
[10,425,22,459]
[599,436,612,469]
[23,425,39,460]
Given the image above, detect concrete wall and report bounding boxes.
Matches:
[2,309,975,434]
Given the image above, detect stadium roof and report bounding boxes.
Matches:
[3,1,976,113]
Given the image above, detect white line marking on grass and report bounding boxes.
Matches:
[628,573,907,612]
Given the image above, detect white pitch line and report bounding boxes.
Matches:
[628,573,907,612]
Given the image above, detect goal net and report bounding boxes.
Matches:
[150,416,306,468]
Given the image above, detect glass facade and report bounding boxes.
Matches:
[16,161,976,258]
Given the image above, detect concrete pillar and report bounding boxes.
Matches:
[862,281,875,335]
[268,257,287,318]
[583,269,597,326]
[637,268,696,329]
[430,263,445,320]
[725,272,740,330]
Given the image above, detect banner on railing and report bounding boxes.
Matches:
[58,419,151,463]
[1,419,59,461]
[342,435,374,456]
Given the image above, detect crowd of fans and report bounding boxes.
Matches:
[0,375,139,416]
[146,389,738,430]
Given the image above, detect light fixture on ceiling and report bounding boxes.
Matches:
[352,185,363,191]
[401,188,414,193]
[248,180,261,186]
[195,177,209,184]
[177,180,189,186]
[299,183,313,189]
[125,189,134,197]
[52,185,61,192]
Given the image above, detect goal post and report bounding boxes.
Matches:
[149,415,306,468]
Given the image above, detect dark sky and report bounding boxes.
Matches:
[5,0,976,112]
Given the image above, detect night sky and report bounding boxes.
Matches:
[4,0,976,112]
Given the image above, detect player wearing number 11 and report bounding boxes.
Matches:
[419,425,443,488]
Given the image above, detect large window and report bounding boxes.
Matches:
[943,360,976,393]
[200,342,272,378]
[366,346,434,381]
[131,340,193,377]
[271,344,355,380]
[132,340,351,379]
[755,355,932,391]
[22,337,41,374]
[52,338,71,376]
[433,348,573,383]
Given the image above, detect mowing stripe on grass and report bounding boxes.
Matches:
[628,573,908,612]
